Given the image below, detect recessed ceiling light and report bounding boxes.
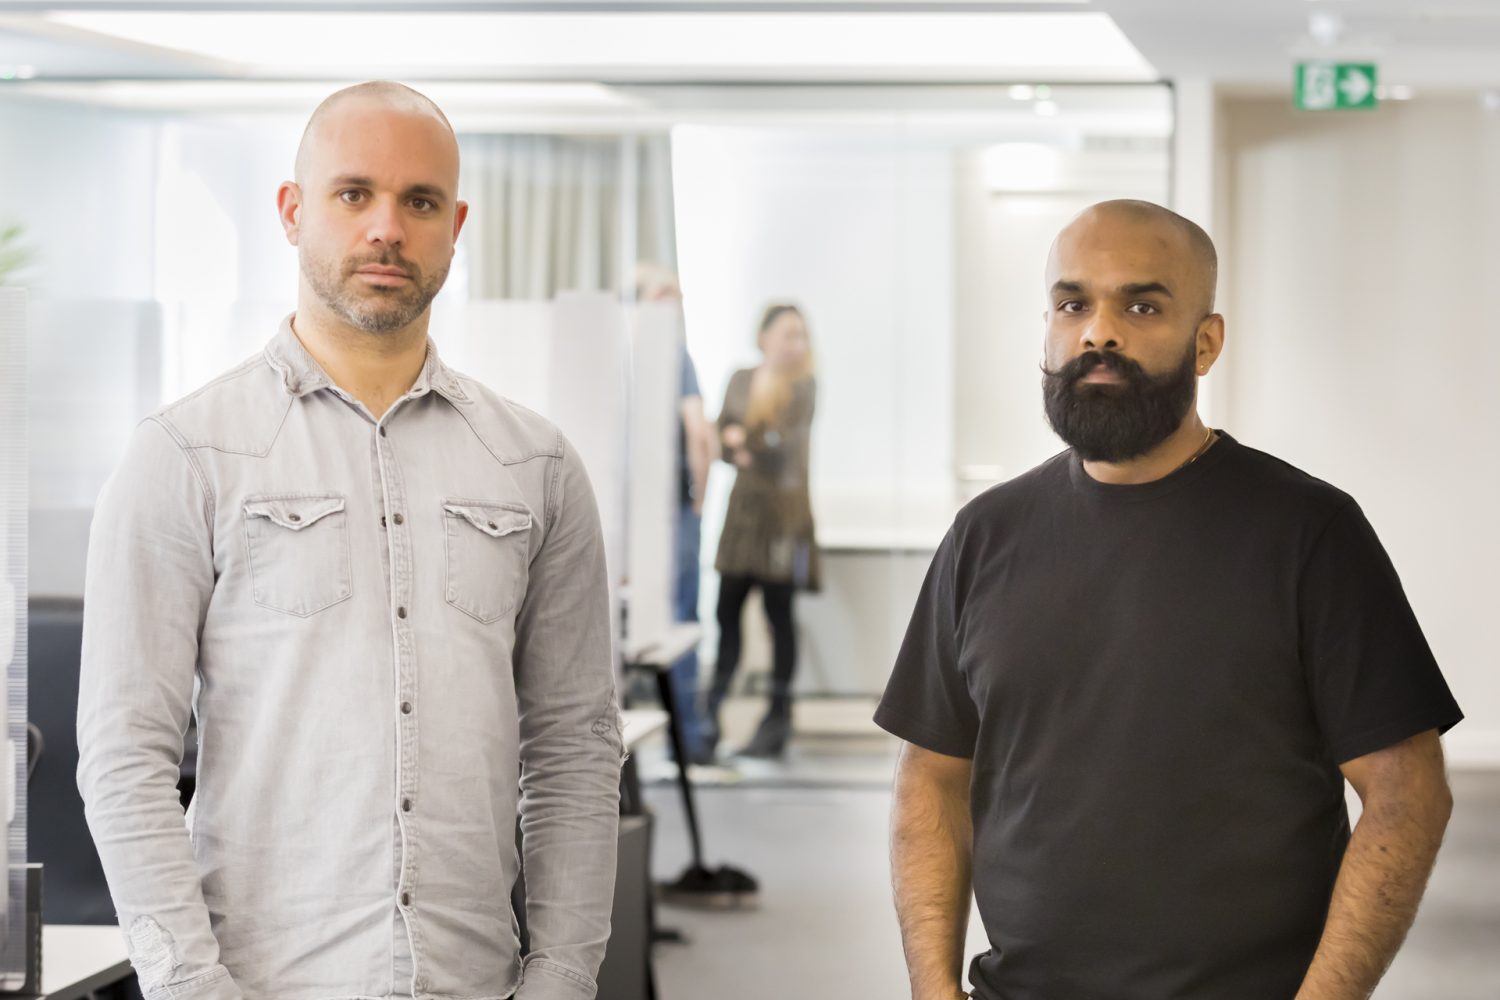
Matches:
[1034,100,1060,117]
[1008,84,1036,101]
[1308,12,1345,46]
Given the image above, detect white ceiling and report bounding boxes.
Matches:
[1094,0,1500,92]
[2,1,1498,94]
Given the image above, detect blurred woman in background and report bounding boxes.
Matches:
[705,304,820,759]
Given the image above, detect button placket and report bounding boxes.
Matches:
[375,422,422,980]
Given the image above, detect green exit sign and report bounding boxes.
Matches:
[1296,62,1379,110]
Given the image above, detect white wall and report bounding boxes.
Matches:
[952,143,1169,499]
[1221,96,1500,767]
[672,126,956,548]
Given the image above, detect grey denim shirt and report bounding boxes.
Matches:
[77,315,624,1000]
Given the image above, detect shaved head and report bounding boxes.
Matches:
[294,81,457,187]
[1051,199,1218,315]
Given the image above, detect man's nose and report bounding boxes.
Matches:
[365,197,405,249]
[1081,310,1123,352]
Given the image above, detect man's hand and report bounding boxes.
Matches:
[1293,730,1452,1000]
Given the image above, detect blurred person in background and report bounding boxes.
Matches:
[704,304,820,760]
[637,263,717,766]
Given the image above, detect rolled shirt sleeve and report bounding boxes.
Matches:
[512,434,623,1000]
[76,417,245,1000]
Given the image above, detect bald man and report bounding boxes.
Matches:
[878,200,1462,1000]
[77,82,623,1000]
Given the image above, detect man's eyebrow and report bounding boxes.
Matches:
[328,175,450,202]
[1051,280,1086,297]
[403,183,449,203]
[1119,281,1173,299]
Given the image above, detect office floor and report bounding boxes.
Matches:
[639,698,1500,1000]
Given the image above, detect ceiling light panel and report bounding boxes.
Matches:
[41,11,1156,80]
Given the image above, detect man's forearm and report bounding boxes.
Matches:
[1294,791,1450,1000]
[891,748,974,1000]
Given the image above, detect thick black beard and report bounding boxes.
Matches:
[1041,342,1198,463]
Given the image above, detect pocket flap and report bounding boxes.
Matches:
[244,494,346,531]
[443,502,531,539]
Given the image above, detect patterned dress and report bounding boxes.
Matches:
[713,368,821,591]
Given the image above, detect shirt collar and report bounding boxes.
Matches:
[263,312,470,406]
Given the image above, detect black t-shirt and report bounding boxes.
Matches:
[874,432,1463,1000]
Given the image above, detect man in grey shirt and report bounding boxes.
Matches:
[76,81,623,1000]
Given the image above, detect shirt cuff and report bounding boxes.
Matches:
[147,966,244,1000]
[512,958,598,1000]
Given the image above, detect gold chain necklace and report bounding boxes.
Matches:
[1175,426,1217,474]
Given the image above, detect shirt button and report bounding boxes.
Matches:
[380,515,387,528]
[393,513,404,525]
[380,426,388,437]
[400,891,410,907]
[487,521,498,530]
[397,606,408,619]
[401,701,412,714]
[288,513,302,523]
[402,798,412,812]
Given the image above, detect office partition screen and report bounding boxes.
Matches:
[0,287,30,986]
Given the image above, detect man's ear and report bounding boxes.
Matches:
[276,181,302,246]
[1195,313,1226,375]
[452,200,469,243]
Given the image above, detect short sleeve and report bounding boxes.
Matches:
[874,527,979,758]
[1299,501,1463,764]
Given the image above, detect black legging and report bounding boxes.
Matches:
[713,574,797,700]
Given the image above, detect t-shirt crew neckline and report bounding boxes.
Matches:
[1067,429,1239,502]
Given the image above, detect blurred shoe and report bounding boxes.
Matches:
[687,745,718,768]
[736,709,791,759]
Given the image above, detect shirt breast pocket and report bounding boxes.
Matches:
[443,499,533,624]
[242,493,353,617]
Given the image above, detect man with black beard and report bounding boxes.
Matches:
[877,200,1462,1000]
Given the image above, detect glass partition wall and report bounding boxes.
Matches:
[1,83,1170,926]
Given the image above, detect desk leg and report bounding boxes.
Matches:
[653,668,707,869]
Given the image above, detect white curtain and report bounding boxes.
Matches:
[459,134,677,301]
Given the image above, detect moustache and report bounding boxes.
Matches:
[1042,350,1149,387]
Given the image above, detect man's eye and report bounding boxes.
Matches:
[1128,302,1159,315]
[1059,301,1086,314]
[411,198,433,211]
[340,190,364,204]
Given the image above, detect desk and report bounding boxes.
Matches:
[40,924,131,1000]
[621,708,669,749]
[621,623,701,673]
